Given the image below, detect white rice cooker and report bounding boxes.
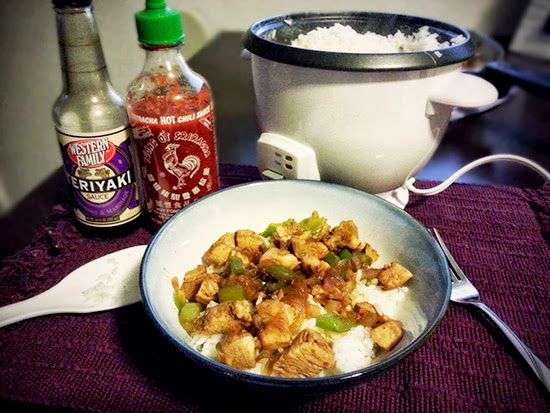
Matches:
[243,13,499,207]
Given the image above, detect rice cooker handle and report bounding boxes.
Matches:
[427,72,498,108]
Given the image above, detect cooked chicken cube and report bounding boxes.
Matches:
[217,330,257,369]
[363,243,379,264]
[361,267,382,281]
[230,300,254,324]
[270,219,300,249]
[271,329,335,378]
[291,236,330,274]
[378,263,413,289]
[195,274,222,305]
[254,299,297,350]
[258,247,300,271]
[311,274,346,303]
[281,279,310,334]
[236,229,265,263]
[370,320,403,351]
[203,232,235,266]
[196,300,253,335]
[281,279,309,314]
[305,303,322,318]
[181,265,207,300]
[323,220,364,251]
[354,302,384,327]
[291,236,328,261]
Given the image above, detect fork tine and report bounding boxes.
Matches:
[448,266,460,283]
[432,228,468,282]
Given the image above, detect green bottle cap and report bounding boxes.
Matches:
[135,0,184,46]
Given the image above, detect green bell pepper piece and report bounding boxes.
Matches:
[266,265,297,281]
[218,285,246,302]
[338,249,353,260]
[298,211,327,234]
[316,314,356,333]
[264,279,288,292]
[179,302,201,323]
[261,223,277,237]
[173,289,187,311]
[230,256,245,274]
[324,252,340,267]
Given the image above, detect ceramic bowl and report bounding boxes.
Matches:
[140,180,450,392]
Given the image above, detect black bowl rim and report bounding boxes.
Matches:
[140,180,451,389]
[242,11,475,72]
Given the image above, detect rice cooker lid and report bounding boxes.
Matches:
[243,12,475,72]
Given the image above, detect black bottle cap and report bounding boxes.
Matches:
[52,0,92,8]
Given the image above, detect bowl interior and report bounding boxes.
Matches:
[141,180,450,387]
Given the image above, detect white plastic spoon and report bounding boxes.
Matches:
[0,245,147,328]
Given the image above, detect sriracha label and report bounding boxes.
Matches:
[57,126,142,227]
[128,97,219,226]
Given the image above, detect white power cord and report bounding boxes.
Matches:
[406,154,550,196]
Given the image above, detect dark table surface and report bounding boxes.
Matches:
[0,165,549,413]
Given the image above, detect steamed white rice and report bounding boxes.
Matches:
[290,23,465,53]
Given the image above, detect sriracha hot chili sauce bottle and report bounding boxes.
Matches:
[52,0,143,236]
[127,0,219,227]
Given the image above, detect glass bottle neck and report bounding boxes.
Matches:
[141,44,190,74]
[55,6,111,92]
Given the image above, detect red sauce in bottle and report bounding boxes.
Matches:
[127,73,219,226]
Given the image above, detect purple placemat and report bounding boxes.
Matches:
[0,164,548,412]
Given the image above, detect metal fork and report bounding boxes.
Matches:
[432,228,550,392]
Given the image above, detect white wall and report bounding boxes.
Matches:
[0,0,528,214]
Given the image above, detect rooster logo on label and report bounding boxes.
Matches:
[162,143,201,190]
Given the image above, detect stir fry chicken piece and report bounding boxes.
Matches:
[370,320,404,351]
[281,279,310,334]
[230,300,255,324]
[323,220,364,252]
[203,232,235,266]
[272,219,300,250]
[258,247,300,271]
[217,330,258,369]
[311,274,346,303]
[195,274,222,305]
[235,229,265,263]
[354,302,385,327]
[281,279,309,314]
[196,300,253,335]
[378,263,413,290]
[181,265,207,300]
[254,299,298,351]
[363,243,380,264]
[291,236,330,274]
[271,329,335,378]
[361,267,383,281]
